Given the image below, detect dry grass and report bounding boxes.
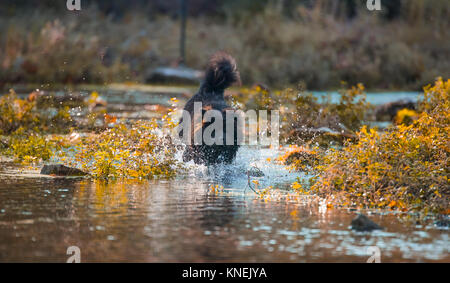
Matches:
[0,2,448,90]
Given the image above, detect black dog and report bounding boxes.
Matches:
[179,52,241,165]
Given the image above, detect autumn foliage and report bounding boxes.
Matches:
[298,78,449,213]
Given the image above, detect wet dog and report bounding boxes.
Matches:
[179,52,241,165]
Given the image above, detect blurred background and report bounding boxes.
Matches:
[0,0,448,90]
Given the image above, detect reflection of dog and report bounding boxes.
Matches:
[180,52,241,165]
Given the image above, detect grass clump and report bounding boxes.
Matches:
[0,89,183,180]
[284,83,370,145]
[63,120,182,180]
[235,82,371,145]
[5,130,56,164]
[277,145,320,172]
[0,90,73,163]
[0,89,73,135]
[297,78,449,213]
[0,90,39,135]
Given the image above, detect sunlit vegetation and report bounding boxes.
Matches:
[0,90,72,163]
[6,132,55,164]
[2,118,183,179]
[62,120,183,179]
[234,82,371,145]
[0,89,73,135]
[0,75,448,213]
[0,88,183,179]
[276,145,320,172]
[394,108,419,126]
[288,78,449,214]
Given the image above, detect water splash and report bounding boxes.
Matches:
[179,145,305,190]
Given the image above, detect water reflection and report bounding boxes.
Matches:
[0,174,448,262]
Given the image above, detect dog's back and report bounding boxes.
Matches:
[180,52,241,165]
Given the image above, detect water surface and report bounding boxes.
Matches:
[0,148,448,263]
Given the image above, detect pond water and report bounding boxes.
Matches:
[315,91,421,105]
[0,87,447,262]
[0,147,448,263]
[12,84,421,106]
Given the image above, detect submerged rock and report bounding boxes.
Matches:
[288,126,357,146]
[40,164,88,177]
[351,214,383,232]
[434,216,450,228]
[146,66,203,84]
[375,99,416,121]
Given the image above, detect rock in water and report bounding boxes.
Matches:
[40,164,88,176]
[434,216,450,228]
[146,66,203,84]
[351,214,383,232]
[375,99,416,121]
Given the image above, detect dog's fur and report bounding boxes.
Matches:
[180,52,241,165]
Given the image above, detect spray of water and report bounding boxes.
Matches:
[177,145,305,190]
